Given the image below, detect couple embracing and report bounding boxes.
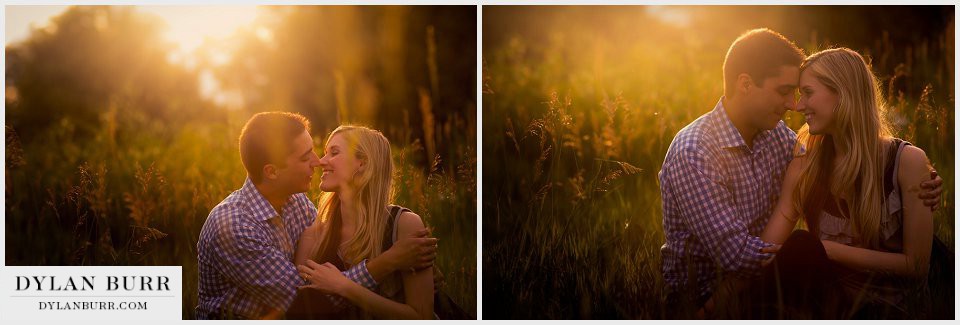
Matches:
[660,29,946,319]
[195,113,439,319]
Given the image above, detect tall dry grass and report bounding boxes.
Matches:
[6,102,477,318]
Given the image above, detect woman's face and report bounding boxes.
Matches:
[319,133,362,193]
[797,70,840,135]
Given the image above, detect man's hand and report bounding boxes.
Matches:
[383,228,438,272]
[760,244,781,267]
[919,170,943,211]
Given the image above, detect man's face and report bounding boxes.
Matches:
[273,130,321,194]
[741,65,799,131]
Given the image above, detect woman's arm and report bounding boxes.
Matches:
[298,212,434,319]
[822,146,933,278]
[340,212,434,319]
[700,157,805,317]
[760,156,805,245]
[294,219,322,266]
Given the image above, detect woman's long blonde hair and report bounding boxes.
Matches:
[793,48,892,249]
[309,125,395,266]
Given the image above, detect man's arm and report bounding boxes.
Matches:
[669,150,773,273]
[306,231,437,309]
[366,229,438,282]
[319,260,378,309]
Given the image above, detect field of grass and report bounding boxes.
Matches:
[482,7,953,319]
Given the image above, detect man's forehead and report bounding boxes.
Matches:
[768,66,799,87]
[294,131,313,150]
[774,64,800,76]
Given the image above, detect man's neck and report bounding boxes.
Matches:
[254,182,290,215]
[722,97,758,148]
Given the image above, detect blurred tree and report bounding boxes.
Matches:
[206,6,476,167]
[6,6,212,144]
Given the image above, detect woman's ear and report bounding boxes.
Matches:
[351,159,366,182]
[356,157,366,174]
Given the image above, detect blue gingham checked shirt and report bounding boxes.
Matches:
[196,177,377,319]
[659,99,796,301]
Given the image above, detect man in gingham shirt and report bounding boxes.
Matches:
[196,112,437,319]
[658,29,807,316]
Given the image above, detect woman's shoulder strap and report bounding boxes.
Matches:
[382,205,412,251]
[883,138,912,195]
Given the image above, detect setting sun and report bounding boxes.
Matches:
[137,6,260,64]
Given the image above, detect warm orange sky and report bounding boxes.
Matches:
[6,6,261,59]
[6,5,264,108]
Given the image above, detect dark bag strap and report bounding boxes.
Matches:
[883,138,909,196]
[382,205,406,251]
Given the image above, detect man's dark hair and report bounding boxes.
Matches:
[239,111,311,183]
[723,28,805,98]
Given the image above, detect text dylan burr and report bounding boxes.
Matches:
[16,276,171,291]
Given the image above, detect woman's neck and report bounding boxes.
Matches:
[828,133,847,157]
[338,189,359,232]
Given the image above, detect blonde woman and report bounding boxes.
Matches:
[757,48,938,318]
[293,125,434,319]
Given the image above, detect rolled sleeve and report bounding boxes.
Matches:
[327,259,378,308]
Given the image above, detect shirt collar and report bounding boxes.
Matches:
[712,98,771,150]
[240,177,294,221]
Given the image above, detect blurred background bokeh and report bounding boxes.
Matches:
[5,5,476,319]
[483,5,953,319]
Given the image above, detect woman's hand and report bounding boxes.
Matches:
[297,260,353,295]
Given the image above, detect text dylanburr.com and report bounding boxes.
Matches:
[1,266,182,320]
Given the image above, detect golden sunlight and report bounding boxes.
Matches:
[7,6,262,107]
[137,6,260,65]
[6,6,260,65]
[645,6,692,28]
